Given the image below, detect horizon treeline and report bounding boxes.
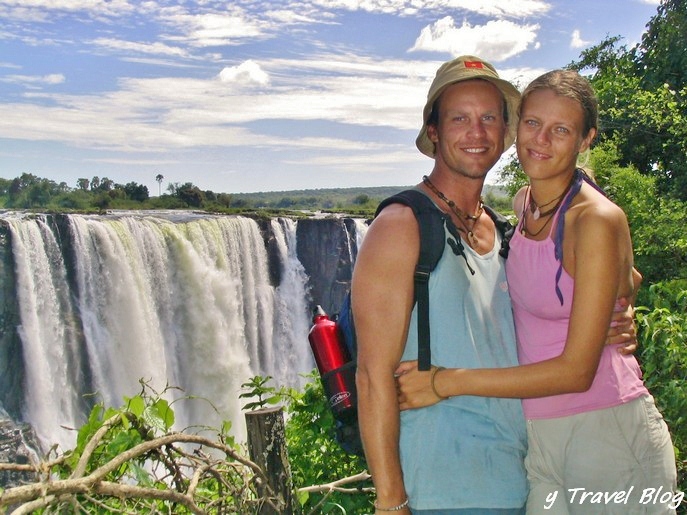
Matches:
[0,173,511,215]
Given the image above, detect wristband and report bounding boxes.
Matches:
[431,366,448,400]
[374,497,409,511]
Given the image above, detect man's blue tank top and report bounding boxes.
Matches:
[400,218,528,510]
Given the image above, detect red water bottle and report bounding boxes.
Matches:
[308,305,356,419]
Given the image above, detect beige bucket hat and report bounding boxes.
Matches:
[416,55,521,158]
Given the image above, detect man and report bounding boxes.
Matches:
[352,55,527,514]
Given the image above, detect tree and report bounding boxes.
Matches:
[176,183,205,208]
[635,0,687,92]
[6,174,63,208]
[352,194,370,205]
[0,178,12,196]
[99,177,114,191]
[122,182,150,203]
[570,0,687,200]
[77,178,90,191]
[590,143,687,289]
[0,386,281,513]
[155,174,164,196]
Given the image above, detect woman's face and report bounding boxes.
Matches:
[516,88,596,182]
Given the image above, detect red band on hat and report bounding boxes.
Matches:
[464,61,484,68]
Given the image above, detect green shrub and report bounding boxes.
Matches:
[283,373,373,514]
[636,281,687,499]
[241,373,374,514]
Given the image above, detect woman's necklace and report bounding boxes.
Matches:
[422,175,483,248]
[521,175,575,237]
[529,189,565,220]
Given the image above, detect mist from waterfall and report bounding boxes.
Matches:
[3,212,317,451]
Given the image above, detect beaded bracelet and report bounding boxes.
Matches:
[431,366,448,400]
[373,497,409,511]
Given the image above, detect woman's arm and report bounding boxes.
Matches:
[397,201,632,408]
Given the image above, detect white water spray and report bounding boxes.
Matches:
[3,213,313,450]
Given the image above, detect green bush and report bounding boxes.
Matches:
[283,373,373,514]
[636,281,687,500]
[0,383,269,513]
[240,373,374,514]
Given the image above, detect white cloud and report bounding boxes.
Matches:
[164,10,270,47]
[410,17,539,62]
[570,29,590,49]
[309,0,550,17]
[0,54,430,154]
[430,0,550,18]
[92,38,190,58]
[0,73,65,85]
[218,61,270,87]
[0,0,134,20]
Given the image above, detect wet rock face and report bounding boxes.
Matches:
[0,417,41,488]
[295,218,359,316]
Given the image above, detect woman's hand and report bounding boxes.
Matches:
[395,361,444,410]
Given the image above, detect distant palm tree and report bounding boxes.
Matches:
[155,174,164,197]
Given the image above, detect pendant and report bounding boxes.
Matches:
[532,206,541,220]
[467,231,479,248]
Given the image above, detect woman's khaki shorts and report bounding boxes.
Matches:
[525,395,680,514]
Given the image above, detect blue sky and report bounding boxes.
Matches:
[0,0,660,194]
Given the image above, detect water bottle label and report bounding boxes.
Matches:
[330,391,352,407]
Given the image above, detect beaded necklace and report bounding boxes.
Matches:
[520,173,576,237]
[422,175,484,248]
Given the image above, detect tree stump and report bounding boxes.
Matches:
[245,406,294,514]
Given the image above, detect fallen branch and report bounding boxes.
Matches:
[297,470,373,494]
[0,432,271,511]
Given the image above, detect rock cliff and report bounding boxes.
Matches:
[295,217,363,317]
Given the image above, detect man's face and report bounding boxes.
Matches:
[427,80,507,180]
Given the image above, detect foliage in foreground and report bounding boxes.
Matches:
[0,384,280,514]
[0,378,374,514]
[239,373,374,514]
[636,281,687,494]
[282,373,373,514]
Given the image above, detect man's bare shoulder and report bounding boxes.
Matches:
[365,203,420,245]
[356,202,420,268]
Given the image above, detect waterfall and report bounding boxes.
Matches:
[353,219,369,251]
[1,212,314,451]
[7,216,86,450]
[267,218,314,387]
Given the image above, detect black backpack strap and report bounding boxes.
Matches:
[375,190,446,371]
[483,205,514,259]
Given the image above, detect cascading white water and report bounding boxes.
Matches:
[267,218,314,388]
[7,216,86,450]
[3,212,314,451]
[353,219,369,251]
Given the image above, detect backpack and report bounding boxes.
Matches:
[327,189,513,456]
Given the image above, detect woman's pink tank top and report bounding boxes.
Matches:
[505,186,647,419]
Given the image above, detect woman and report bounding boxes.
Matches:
[396,70,678,514]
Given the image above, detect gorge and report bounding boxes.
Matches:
[0,211,368,453]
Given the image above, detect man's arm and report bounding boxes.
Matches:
[352,204,419,512]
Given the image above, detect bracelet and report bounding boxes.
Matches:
[431,366,448,400]
[374,497,409,511]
